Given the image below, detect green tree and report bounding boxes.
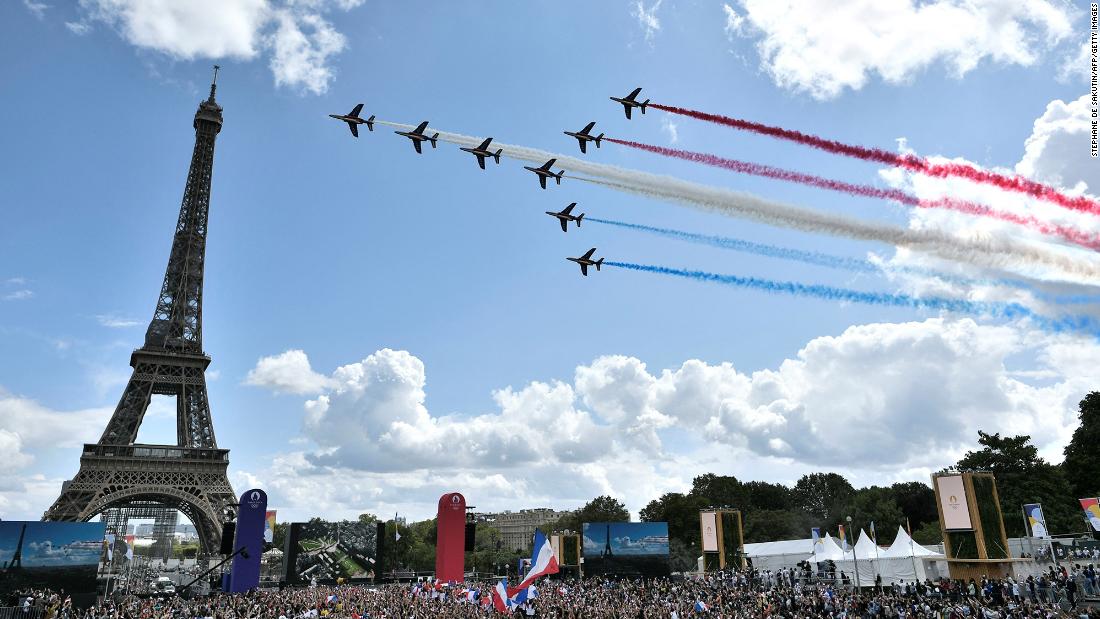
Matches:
[956,431,1077,537]
[911,520,942,546]
[741,481,792,511]
[845,486,904,543]
[1062,391,1100,500]
[792,473,855,521]
[888,481,938,533]
[742,509,817,544]
[690,474,747,508]
[640,492,709,548]
[551,496,628,532]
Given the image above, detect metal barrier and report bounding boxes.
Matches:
[0,607,47,619]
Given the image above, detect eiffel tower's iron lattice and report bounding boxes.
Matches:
[43,69,236,554]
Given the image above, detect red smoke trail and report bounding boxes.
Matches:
[650,104,1100,218]
[606,137,1100,251]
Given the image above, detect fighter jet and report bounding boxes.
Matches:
[394,121,439,154]
[546,202,584,232]
[567,248,603,276]
[564,121,603,154]
[459,137,503,170]
[328,104,375,137]
[523,158,564,189]
[610,88,649,119]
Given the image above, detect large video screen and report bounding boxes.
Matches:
[0,521,106,607]
[582,522,669,577]
[283,521,377,583]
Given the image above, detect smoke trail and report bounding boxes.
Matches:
[606,138,1100,251]
[374,119,1100,281]
[587,217,1100,304]
[651,104,1100,218]
[605,261,1100,337]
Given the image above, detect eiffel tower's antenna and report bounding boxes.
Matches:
[209,65,220,101]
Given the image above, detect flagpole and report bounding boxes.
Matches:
[906,518,918,585]
[871,522,879,590]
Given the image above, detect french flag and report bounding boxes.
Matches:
[509,530,559,594]
[694,601,709,612]
[465,589,479,603]
[492,580,510,613]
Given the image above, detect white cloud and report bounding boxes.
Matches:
[0,389,113,450]
[631,0,663,43]
[72,0,360,95]
[78,0,270,59]
[65,20,91,35]
[4,277,26,286]
[722,3,744,40]
[267,9,346,95]
[728,0,1072,99]
[660,116,679,144]
[3,290,33,301]
[95,314,142,328]
[244,324,1096,521]
[23,0,48,19]
[1056,38,1091,84]
[1016,95,1099,195]
[246,349,333,394]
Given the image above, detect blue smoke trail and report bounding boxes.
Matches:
[605,261,1100,338]
[587,217,1100,305]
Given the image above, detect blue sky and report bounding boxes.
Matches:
[1,0,1098,524]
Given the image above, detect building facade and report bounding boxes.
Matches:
[478,508,572,551]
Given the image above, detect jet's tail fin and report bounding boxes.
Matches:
[430,133,439,148]
[493,149,502,164]
[576,213,584,226]
[595,258,603,271]
[595,133,603,148]
[554,170,563,185]
[640,100,649,114]
[366,115,375,131]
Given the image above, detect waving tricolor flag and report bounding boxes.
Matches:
[492,580,510,613]
[509,530,559,594]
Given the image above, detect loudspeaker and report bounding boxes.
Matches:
[375,522,387,569]
[219,522,236,555]
[464,522,476,551]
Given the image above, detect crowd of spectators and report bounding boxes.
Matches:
[5,565,1099,619]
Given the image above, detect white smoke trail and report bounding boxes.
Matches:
[376,120,1100,282]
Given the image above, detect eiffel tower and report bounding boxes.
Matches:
[43,68,236,554]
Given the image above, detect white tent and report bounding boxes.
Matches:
[810,534,846,562]
[852,529,882,560]
[883,526,940,558]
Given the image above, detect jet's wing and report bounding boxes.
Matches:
[580,247,597,260]
[560,218,568,232]
[349,123,359,138]
[580,263,589,276]
[350,103,364,118]
[540,159,555,171]
[627,87,642,100]
[478,138,492,150]
[413,140,423,154]
[539,175,547,189]
[561,203,575,215]
[476,154,486,169]
[413,121,429,135]
[582,121,596,134]
[625,107,632,120]
[579,140,587,154]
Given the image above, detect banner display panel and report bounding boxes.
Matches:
[936,475,973,530]
[700,511,718,552]
[582,522,670,577]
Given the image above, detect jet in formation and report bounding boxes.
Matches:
[610,88,649,119]
[546,202,584,232]
[564,121,603,154]
[459,137,503,169]
[394,121,439,154]
[328,104,375,137]
[567,248,603,276]
[524,158,564,189]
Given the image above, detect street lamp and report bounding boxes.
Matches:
[845,516,861,590]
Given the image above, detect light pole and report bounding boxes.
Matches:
[846,516,861,590]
